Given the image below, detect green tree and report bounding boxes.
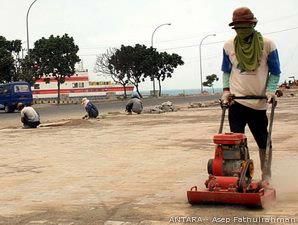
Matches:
[0,36,22,83]
[30,34,80,103]
[94,48,130,99]
[202,74,219,93]
[106,44,184,98]
[108,44,154,98]
[153,52,184,97]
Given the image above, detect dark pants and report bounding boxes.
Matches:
[228,102,268,149]
[228,102,271,179]
[22,117,40,128]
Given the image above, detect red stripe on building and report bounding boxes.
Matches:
[32,86,134,94]
[35,76,89,82]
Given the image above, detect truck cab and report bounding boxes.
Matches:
[0,82,33,113]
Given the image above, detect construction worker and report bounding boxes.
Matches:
[126,93,143,115]
[17,103,40,128]
[221,7,281,181]
[81,97,99,119]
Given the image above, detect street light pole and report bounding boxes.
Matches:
[26,0,38,60]
[151,23,171,97]
[199,33,216,93]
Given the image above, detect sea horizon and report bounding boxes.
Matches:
[140,87,222,96]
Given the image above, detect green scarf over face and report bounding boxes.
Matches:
[234,24,264,72]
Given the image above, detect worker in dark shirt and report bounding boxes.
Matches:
[81,98,99,119]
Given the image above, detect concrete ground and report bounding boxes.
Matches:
[0,95,297,225]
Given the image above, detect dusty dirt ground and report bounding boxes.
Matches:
[0,96,298,225]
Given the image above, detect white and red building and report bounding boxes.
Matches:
[32,71,134,99]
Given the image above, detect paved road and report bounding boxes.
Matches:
[0,94,220,127]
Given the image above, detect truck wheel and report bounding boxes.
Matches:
[4,105,14,113]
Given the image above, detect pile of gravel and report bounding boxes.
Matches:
[143,101,178,114]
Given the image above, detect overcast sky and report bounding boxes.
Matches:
[1,0,298,90]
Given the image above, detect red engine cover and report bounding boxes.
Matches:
[213,133,246,145]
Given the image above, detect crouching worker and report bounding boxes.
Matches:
[126,93,143,115]
[81,97,99,119]
[17,103,40,128]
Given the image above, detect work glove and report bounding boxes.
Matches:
[221,91,232,105]
[266,92,276,104]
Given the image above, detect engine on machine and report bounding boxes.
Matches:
[207,133,250,177]
[205,132,255,193]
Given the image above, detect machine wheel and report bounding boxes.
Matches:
[207,159,213,175]
[238,159,254,192]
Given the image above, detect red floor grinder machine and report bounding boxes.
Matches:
[187,96,276,208]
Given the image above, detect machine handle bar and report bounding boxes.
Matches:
[219,95,276,134]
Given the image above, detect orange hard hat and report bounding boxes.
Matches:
[229,7,258,26]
